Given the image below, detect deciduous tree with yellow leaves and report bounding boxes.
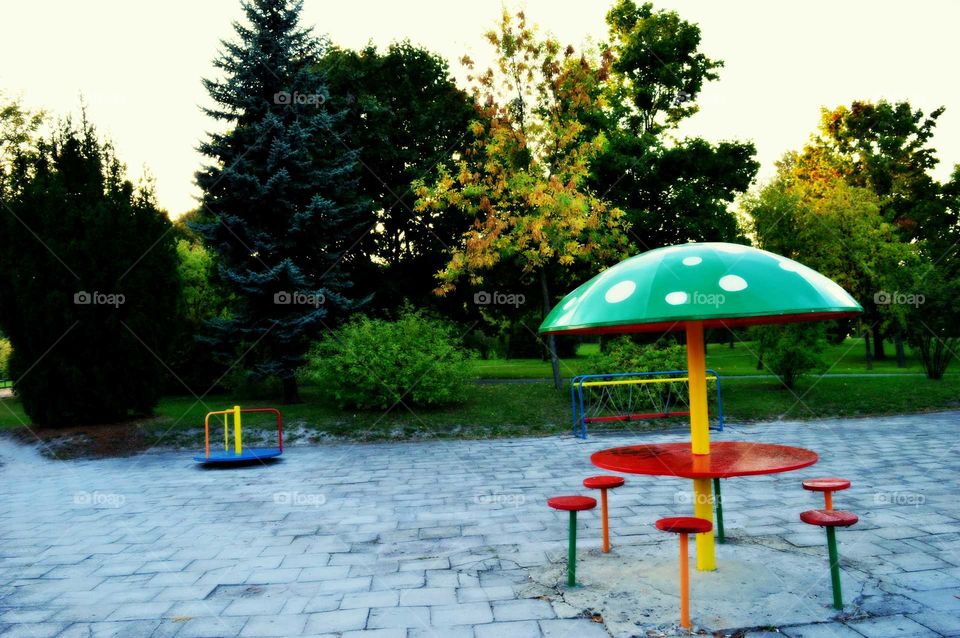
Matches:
[414,10,630,388]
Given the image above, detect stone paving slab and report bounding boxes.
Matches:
[0,411,959,636]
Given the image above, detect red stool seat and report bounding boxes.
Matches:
[656,516,711,628]
[802,478,851,492]
[800,509,858,527]
[655,516,713,535]
[583,475,625,490]
[582,476,623,553]
[548,496,597,512]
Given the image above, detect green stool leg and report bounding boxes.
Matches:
[713,477,725,543]
[826,526,843,609]
[568,511,577,586]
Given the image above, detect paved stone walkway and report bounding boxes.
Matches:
[1,412,959,637]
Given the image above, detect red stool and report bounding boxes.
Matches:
[583,475,625,553]
[655,516,712,629]
[802,477,851,511]
[800,509,858,609]
[548,496,597,587]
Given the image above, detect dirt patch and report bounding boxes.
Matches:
[1,418,338,460]
[4,417,166,459]
[521,538,869,636]
[4,415,584,459]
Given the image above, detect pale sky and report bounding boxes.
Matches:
[2,1,958,217]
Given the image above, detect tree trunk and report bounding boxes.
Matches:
[756,354,764,370]
[872,327,886,361]
[863,329,873,370]
[281,376,302,404]
[894,333,907,368]
[729,333,735,349]
[540,269,562,390]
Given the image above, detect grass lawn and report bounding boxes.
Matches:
[147,382,571,444]
[473,337,945,379]
[0,383,571,453]
[2,370,959,452]
[1,336,956,452]
[720,375,960,421]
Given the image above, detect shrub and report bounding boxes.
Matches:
[221,367,282,400]
[588,337,706,408]
[751,323,826,389]
[299,310,475,409]
[504,311,577,359]
[164,230,234,394]
[902,265,960,380]
[463,330,504,360]
[0,337,11,378]
[590,337,687,375]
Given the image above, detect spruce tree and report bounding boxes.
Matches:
[195,0,367,403]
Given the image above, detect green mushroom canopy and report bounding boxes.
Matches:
[539,243,863,335]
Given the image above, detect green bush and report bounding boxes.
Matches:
[588,337,713,409]
[299,310,475,409]
[463,330,504,360]
[590,337,687,375]
[750,323,827,389]
[164,229,235,394]
[0,337,11,378]
[221,367,282,400]
[504,311,577,359]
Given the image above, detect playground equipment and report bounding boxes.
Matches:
[541,242,863,571]
[801,476,857,609]
[802,477,851,510]
[655,516,713,629]
[547,495,597,587]
[800,508,859,609]
[570,370,724,439]
[194,405,283,465]
[583,475,625,553]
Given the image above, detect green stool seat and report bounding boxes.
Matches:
[549,495,596,587]
[801,508,858,609]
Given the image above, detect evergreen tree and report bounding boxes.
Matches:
[316,42,475,314]
[0,117,180,425]
[195,0,367,403]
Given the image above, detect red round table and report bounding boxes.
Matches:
[592,441,818,545]
[591,441,818,478]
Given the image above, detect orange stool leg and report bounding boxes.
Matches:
[679,532,691,628]
[824,491,833,511]
[601,489,610,553]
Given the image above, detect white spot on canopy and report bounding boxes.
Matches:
[719,275,748,292]
[605,280,636,304]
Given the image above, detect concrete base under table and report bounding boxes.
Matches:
[526,537,865,636]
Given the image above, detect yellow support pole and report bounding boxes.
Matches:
[686,321,710,454]
[223,413,229,451]
[233,405,242,455]
[685,321,716,571]
[692,477,715,570]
